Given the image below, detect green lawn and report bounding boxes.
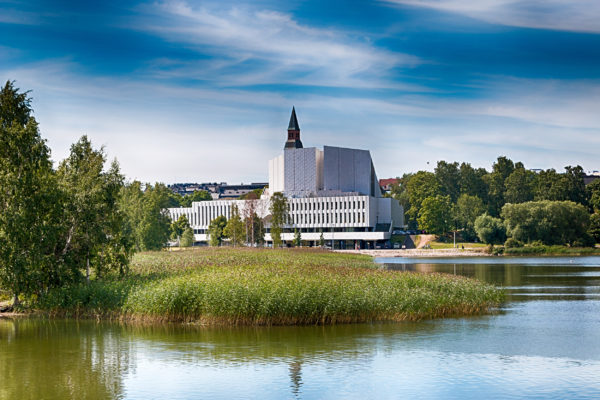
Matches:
[427,242,488,250]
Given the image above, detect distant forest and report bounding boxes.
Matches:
[387,158,600,245]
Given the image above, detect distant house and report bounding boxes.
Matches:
[379,178,399,193]
[168,182,267,199]
[584,172,600,185]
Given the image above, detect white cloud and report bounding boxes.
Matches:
[132,1,420,89]
[4,58,600,183]
[384,0,600,33]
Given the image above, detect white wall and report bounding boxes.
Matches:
[268,154,284,193]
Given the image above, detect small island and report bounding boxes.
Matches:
[34,247,503,325]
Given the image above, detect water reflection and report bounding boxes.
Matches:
[380,256,600,301]
[1,257,600,399]
[0,318,133,400]
[289,358,303,396]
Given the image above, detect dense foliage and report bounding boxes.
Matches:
[474,214,507,245]
[388,155,597,246]
[223,204,244,246]
[0,81,172,304]
[269,192,288,248]
[501,201,591,246]
[208,215,227,246]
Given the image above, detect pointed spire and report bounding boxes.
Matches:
[288,106,300,131]
[284,106,303,149]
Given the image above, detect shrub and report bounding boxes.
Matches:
[504,238,523,248]
[572,233,595,248]
[501,200,590,245]
[474,214,506,245]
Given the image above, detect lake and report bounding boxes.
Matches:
[2,256,600,399]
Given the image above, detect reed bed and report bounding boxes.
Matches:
[38,247,503,324]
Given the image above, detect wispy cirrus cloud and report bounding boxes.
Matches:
[132,1,420,89]
[384,0,600,33]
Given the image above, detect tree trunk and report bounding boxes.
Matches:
[13,293,20,308]
[86,255,90,284]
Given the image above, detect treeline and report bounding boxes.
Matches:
[0,82,179,305]
[389,157,600,246]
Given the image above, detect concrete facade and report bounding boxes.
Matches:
[167,108,404,248]
[168,194,403,247]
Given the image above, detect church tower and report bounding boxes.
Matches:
[284,107,303,149]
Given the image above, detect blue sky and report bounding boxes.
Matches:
[1,0,599,183]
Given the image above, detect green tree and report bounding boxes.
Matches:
[224,204,245,247]
[269,192,288,248]
[96,160,132,277]
[242,197,264,245]
[459,162,488,200]
[474,214,507,245]
[484,156,516,216]
[240,187,265,200]
[208,215,227,246]
[249,213,265,246]
[389,173,412,213]
[534,169,569,202]
[0,80,32,128]
[435,161,460,202]
[170,215,190,242]
[587,180,600,213]
[58,136,131,282]
[319,230,325,247]
[180,227,195,247]
[119,182,171,251]
[454,194,486,240]
[417,195,453,235]
[141,184,172,250]
[563,165,587,206]
[493,156,515,180]
[180,190,211,207]
[294,229,302,247]
[589,213,600,243]
[501,200,590,245]
[0,87,60,305]
[406,171,441,224]
[505,167,536,204]
[165,191,183,208]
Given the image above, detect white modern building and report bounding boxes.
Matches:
[168,108,404,249]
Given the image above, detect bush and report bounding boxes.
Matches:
[501,200,590,245]
[474,214,506,245]
[504,238,523,248]
[572,233,596,248]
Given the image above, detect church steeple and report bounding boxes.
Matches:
[285,106,303,149]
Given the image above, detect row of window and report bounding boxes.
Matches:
[289,199,366,212]
[171,197,370,228]
[288,210,366,225]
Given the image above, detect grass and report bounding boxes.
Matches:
[34,247,503,325]
[504,245,600,256]
[427,241,488,250]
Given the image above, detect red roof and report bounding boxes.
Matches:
[379,178,399,187]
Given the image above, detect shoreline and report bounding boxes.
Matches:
[336,248,488,258]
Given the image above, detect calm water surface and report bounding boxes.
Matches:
[2,256,600,399]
